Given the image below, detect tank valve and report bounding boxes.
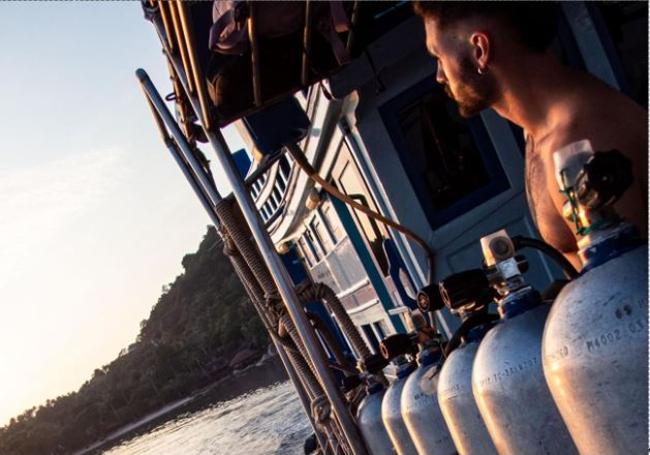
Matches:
[416,283,444,313]
[554,140,634,235]
[439,268,495,313]
[379,333,418,360]
[359,353,389,375]
[480,230,527,295]
[575,149,633,210]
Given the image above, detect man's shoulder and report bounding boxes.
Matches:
[540,90,646,159]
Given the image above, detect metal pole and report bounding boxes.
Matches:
[139,79,328,451]
[301,0,312,86]
[201,128,368,455]
[137,69,221,208]
[141,96,220,226]
[247,3,263,107]
[138,58,368,455]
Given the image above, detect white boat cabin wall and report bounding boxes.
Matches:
[235,2,647,340]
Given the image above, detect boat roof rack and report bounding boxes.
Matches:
[141,0,413,137]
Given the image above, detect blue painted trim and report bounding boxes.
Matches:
[280,246,355,360]
[584,2,632,98]
[305,301,355,361]
[556,9,587,71]
[329,195,407,333]
[498,288,543,320]
[232,148,252,178]
[383,238,417,310]
[581,226,644,273]
[378,76,510,230]
[280,243,310,286]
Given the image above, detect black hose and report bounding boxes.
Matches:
[286,143,436,286]
[443,312,499,357]
[512,235,579,280]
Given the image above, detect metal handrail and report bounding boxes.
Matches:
[248,2,263,107]
[140,9,368,455]
[301,0,313,86]
[167,1,195,96]
[176,1,213,131]
[156,0,176,53]
[137,69,328,452]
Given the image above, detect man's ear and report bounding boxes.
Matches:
[470,32,491,71]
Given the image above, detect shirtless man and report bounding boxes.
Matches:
[414,2,648,269]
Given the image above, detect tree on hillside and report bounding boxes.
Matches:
[0,226,268,455]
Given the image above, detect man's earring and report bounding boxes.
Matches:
[477,66,487,75]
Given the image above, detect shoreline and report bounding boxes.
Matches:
[72,351,287,455]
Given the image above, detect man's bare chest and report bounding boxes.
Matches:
[525,139,577,253]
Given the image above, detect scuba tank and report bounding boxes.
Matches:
[381,356,419,455]
[471,230,578,455]
[542,141,648,454]
[436,270,499,455]
[400,342,457,455]
[357,381,395,455]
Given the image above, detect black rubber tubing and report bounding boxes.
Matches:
[512,235,579,280]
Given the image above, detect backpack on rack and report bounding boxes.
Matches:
[206,0,352,126]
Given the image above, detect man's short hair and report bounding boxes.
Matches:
[413,1,560,53]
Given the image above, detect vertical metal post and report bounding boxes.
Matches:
[301,0,312,86]
[139,26,368,451]
[202,127,368,455]
[248,3,263,107]
[139,80,328,451]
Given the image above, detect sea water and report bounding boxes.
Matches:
[102,381,311,455]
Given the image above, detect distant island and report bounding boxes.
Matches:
[0,226,271,455]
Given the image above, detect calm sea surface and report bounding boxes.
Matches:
[101,380,311,455]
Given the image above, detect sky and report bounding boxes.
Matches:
[0,2,245,425]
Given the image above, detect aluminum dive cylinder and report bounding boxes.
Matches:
[541,142,648,454]
[471,230,578,455]
[401,346,457,455]
[381,361,418,455]
[438,337,497,455]
[357,382,395,455]
[437,269,499,455]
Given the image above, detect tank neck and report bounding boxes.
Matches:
[578,222,643,272]
[464,324,491,343]
[458,312,492,344]
[366,382,384,395]
[497,286,542,319]
[417,345,442,367]
[396,361,417,378]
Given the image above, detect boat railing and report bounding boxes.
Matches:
[136,2,373,454]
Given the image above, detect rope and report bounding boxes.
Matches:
[299,282,371,362]
[214,198,282,310]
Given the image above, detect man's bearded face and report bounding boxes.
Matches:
[443,54,499,118]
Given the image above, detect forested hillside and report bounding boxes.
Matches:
[0,226,269,455]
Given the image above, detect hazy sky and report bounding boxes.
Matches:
[0,2,244,425]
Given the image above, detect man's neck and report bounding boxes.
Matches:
[490,53,576,139]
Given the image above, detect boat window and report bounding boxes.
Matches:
[300,230,321,263]
[276,177,286,193]
[320,203,343,244]
[298,236,315,268]
[591,1,648,107]
[380,78,509,229]
[373,321,387,340]
[336,161,390,276]
[279,157,292,181]
[312,218,335,255]
[361,324,381,353]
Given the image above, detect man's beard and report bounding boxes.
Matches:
[446,57,498,118]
